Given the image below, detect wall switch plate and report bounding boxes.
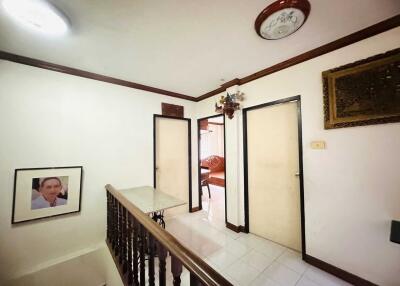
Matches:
[311,141,326,149]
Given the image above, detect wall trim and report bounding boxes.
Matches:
[0,50,196,102]
[304,255,378,286]
[196,15,400,102]
[226,222,245,233]
[190,206,201,212]
[1,15,398,103]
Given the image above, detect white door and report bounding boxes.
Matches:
[155,116,190,216]
[247,101,302,251]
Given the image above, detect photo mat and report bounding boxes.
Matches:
[12,166,82,224]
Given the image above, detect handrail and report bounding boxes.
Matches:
[105,184,232,286]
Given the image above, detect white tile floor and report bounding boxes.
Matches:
[164,185,351,286]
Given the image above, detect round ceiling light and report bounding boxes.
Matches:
[255,0,311,40]
[2,0,69,35]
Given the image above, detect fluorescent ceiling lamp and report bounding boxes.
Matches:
[2,0,69,35]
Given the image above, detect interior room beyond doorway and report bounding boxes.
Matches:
[198,115,226,225]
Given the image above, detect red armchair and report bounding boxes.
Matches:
[200,156,225,187]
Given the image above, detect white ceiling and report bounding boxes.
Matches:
[0,0,399,97]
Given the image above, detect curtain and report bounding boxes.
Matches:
[200,124,224,159]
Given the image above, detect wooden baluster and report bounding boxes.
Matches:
[110,195,113,248]
[122,206,128,274]
[158,242,167,286]
[127,213,133,285]
[171,255,183,286]
[148,233,155,286]
[190,273,203,286]
[106,192,110,242]
[108,192,113,245]
[133,218,139,286]
[120,204,124,264]
[120,205,124,266]
[120,204,123,260]
[112,196,118,252]
[139,225,146,286]
[111,195,115,249]
[109,192,112,243]
[116,202,121,260]
[115,197,119,253]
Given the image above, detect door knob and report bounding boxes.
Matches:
[295,172,300,177]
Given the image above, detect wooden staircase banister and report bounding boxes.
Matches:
[105,184,232,286]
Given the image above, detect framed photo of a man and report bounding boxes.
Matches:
[12,166,83,224]
[31,176,69,210]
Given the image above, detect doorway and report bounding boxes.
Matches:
[243,96,305,255]
[153,115,192,215]
[197,115,227,224]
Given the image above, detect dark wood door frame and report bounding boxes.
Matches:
[153,114,192,212]
[242,95,306,258]
[197,114,227,223]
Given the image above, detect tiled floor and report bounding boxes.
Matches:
[164,185,351,286]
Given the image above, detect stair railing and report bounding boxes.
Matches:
[105,184,232,286]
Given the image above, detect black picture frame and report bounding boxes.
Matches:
[12,166,83,224]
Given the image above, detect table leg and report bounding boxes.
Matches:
[151,211,166,229]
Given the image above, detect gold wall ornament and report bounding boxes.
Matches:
[215,91,244,119]
[323,48,400,129]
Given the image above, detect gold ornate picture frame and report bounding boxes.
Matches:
[323,48,400,129]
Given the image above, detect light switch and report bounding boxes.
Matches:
[311,141,326,149]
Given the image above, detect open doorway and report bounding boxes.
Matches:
[197,115,227,225]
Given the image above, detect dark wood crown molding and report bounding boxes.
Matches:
[196,14,400,102]
[221,78,241,89]
[196,87,226,102]
[0,50,196,102]
[1,15,398,103]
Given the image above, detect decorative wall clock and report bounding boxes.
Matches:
[255,0,311,40]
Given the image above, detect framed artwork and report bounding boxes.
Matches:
[12,166,83,224]
[323,48,400,129]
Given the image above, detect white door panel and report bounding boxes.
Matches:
[247,101,301,251]
[155,116,189,217]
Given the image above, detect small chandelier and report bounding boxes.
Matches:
[215,91,244,119]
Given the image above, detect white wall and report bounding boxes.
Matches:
[1,27,400,286]
[194,27,400,286]
[6,243,123,286]
[0,61,196,282]
[200,124,224,159]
